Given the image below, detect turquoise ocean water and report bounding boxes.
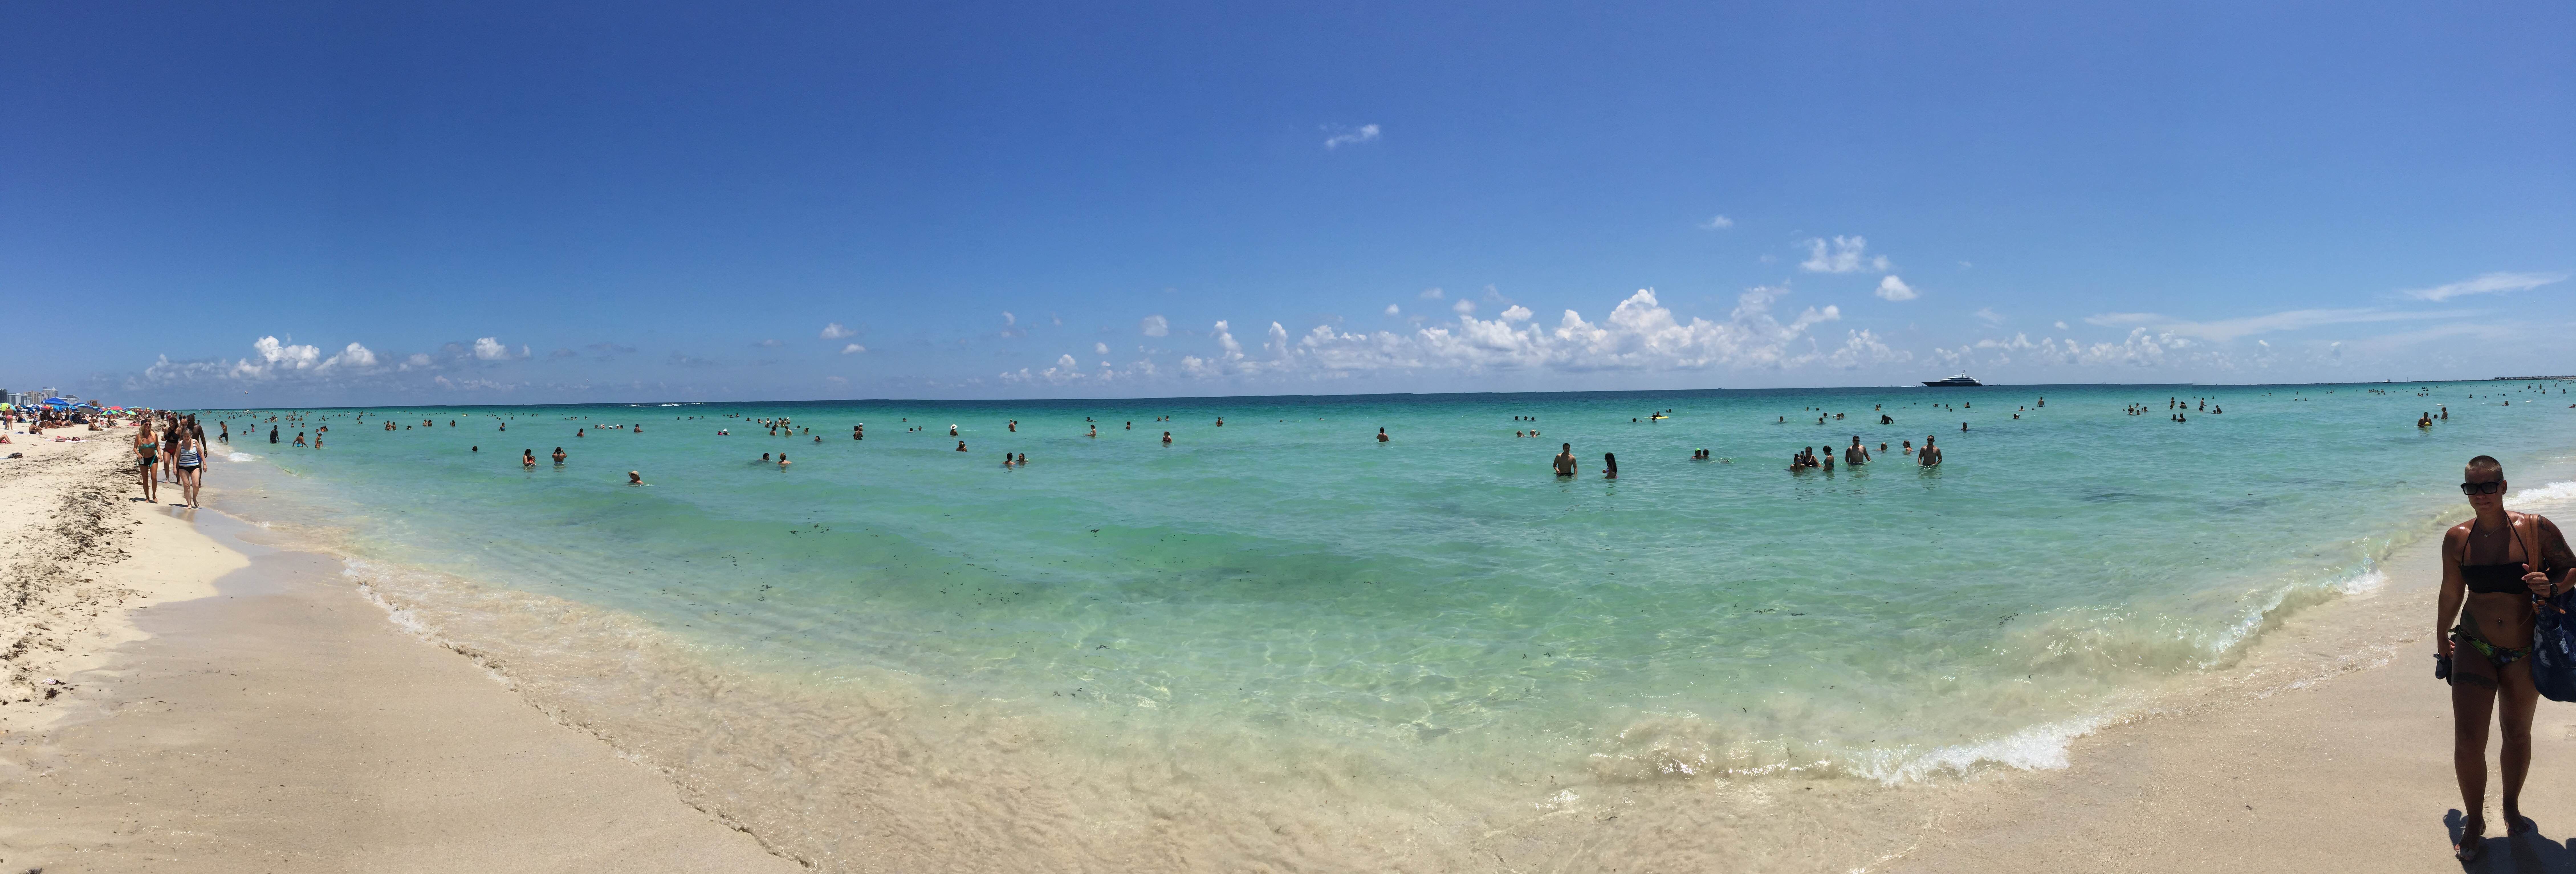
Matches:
[198,380,2576,867]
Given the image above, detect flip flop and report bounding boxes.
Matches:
[2458,818,2487,862]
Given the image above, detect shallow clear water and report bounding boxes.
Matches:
[196,380,2576,863]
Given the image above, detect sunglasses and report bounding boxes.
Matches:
[2462,481,2506,495]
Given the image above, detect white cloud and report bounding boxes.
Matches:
[1501,305,1533,322]
[1974,308,2005,326]
[1799,236,1889,274]
[1384,304,1401,316]
[754,338,786,348]
[2054,321,2069,330]
[1419,287,1445,300]
[2401,271,2569,302]
[1140,315,1170,337]
[1095,342,1110,355]
[2084,307,2471,342]
[821,322,856,339]
[472,337,513,361]
[1288,287,1840,375]
[841,343,867,354]
[1323,124,1381,149]
[322,342,377,369]
[403,353,432,368]
[254,336,321,369]
[1699,215,1734,230]
[1874,276,1918,302]
[1002,311,1016,326]
[1452,299,1476,314]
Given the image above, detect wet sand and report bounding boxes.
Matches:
[1891,490,2576,873]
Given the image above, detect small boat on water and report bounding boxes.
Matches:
[1921,373,1982,387]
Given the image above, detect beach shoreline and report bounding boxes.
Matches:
[0,436,796,872]
[7,422,2576,871]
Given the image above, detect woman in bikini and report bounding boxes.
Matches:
[2439,454,2576,861]
[133,419,160,503]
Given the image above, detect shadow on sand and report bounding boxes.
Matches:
[2449,811,2576,872]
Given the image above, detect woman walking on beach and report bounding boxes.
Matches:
[133,419,160,503]
[2439,455,2576,860]
[175,424,206,508]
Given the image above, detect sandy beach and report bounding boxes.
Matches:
[3,427,2573,872]
[0,435,795,872]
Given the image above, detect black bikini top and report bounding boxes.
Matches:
[2461,517,2560,595]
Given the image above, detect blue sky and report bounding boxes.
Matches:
[4,1,2570,405]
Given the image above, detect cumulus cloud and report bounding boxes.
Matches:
[132,335,390,388]
[840,343,867,354]
[1800,236,1889,274]
[821,322,856,339]
[1323,123,1381,149]
[1699,215,1734,230]
[1140,315,1170,337]
[471,337,525,361]
[321,342,377,369]
[255,336,321,369]
[1874,276,1918,302]
[1285,287,1840,376]
[1501,305,1534,322]
[1452,299,1476,315]
[1095,342,1110,355]
[2054,321,2069,330]
[2401,271,2569,302]
[1384,304,1401,316]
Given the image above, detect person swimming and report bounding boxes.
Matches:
[955,441,968,452]
[1161,431,1173,444]
[628,470,643,485]
[778,453,790,467]
[2422,412,2437,428]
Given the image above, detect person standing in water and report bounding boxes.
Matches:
[1553,444,1577,477]
[1601,453,1618,478]
[1918,436,1942,467]
[2439,455,2576,861]
[1377,427,1389,443]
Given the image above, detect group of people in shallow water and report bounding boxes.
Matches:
[1787,435,1939,471]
